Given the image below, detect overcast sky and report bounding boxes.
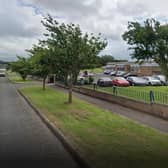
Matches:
[1,0,168,61]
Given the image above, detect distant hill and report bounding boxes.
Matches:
[0,60,10,69]
[0,60,9,64]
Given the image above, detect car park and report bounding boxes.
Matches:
[97,77,112,86]
[112,77,130,87]
[143,76,162,86]
[127,76,148,86]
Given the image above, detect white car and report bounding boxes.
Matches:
[0,69,6,77]
[143,76,162,86]
[153,75,167,85]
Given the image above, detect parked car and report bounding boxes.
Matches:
[112,77,130,87]
[143,76,162,86]
[153,75,167,85]
[97,77,112,86]
[110,71,117,76]
[124,72,137,78]
[127,77,148,86]
[0,69,6,77]
[103,70,111,75]
[115,71,127,77]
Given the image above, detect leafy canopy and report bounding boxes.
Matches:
[123,18,168,79]
[10,56,30,80]
[41,14,107,84]
[99,55,115,66]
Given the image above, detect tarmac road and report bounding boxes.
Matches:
[0,77,79,167]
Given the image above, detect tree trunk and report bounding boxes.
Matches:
[42,77,46,90]
[68,75,73,104]
[64,73,68,86]
[73,71,79,85]
[68,84,73,104]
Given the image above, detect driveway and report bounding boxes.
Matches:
[0,77,79,167]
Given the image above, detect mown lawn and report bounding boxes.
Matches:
[21,86,168,168]
[81,68,103,74]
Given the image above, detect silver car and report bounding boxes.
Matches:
[127,77,148,86]
[143,76,162,86]
[97,77,112,86]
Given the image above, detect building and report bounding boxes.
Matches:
[104,61,161,76]
[104,61,131,71]
[138,62,161,76]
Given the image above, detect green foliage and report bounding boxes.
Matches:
[99,55,115,66]
[88,76,94,84]
[35,14,107,102]
[10,56,30,80]
[123,18,168,79]
[27,46,52,78]
[41,14,107,85]
[26,14,107,100]
[27,45,54,90]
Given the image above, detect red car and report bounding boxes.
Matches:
[112,77,130,87]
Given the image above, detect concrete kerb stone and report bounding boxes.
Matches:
[18,89,90,168]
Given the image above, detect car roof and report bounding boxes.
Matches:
[100,77,111,80]
[113,77,126,80]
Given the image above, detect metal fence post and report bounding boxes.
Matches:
[112,86,117,96]
[93,82,97,91]
[149,90,155,104]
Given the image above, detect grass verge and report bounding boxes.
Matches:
[21,86,168,168]
[7,71,32,83]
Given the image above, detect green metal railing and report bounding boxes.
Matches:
[113,87,150,103]
[88,85,168,105]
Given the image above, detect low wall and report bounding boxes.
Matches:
[55,83,168,120]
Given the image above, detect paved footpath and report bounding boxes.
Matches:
[51,85,168,134]
[0,78,79,167]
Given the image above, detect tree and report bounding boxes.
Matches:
[10,56,30,80]
[42,15,107,103]
[27,45,53,90]
[122,18,168,80]
[99,55,115,66]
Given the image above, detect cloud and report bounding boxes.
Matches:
[0,0,44,61]
[1,0,168,61]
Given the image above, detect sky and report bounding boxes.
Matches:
[1,0,168,61]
